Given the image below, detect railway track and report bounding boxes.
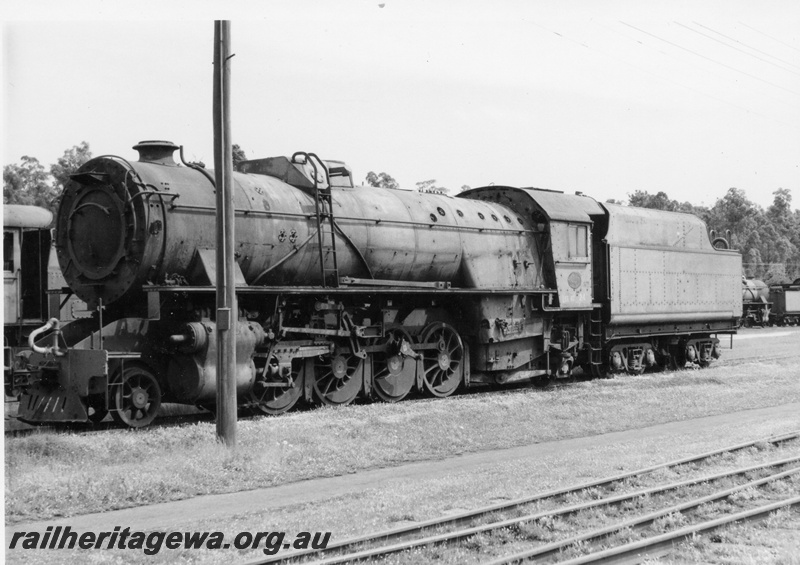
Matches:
[247,431,800,565]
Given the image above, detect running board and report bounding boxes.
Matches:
[339,277,451,289]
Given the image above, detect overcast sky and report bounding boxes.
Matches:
[2,1,799,210]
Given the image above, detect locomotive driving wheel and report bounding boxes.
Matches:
[419,322,464,398]
[248,357,304,415]
[111,363,161,428]
[312,351,364,406]
[372,328,416,403]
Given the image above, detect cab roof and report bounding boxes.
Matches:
[3,205,53,229]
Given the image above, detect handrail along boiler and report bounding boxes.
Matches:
[14,141,743,427]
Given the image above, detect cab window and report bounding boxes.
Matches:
[3,231,14,272]
[569,224,588,259]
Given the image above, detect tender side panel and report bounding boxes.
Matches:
[602,203,742,327]
[611,246,742,323]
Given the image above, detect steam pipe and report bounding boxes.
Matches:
[29,318,64,357]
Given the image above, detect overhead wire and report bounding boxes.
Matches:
[693,22,800,72]
[605,20,800,119]
[739,22,800,54]
[620,21,800,98]
[527,19,792,126]
[675,22,800,77]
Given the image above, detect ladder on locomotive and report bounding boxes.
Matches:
[587,307,603,367]
[296,152,339,288]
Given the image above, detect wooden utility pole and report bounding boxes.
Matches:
[213,20,237,447]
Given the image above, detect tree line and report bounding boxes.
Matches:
[3,142,92,211]
[5,148,797,283]
[3,142,249,212]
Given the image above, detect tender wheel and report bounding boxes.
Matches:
[111,364,161,428]
[683,343,700,369]
[249,357,304,415]
[609,350,624,374]
[419,323,464,398]
[312,352,363,406]
[372,328,416,403]
[627,350,645,375]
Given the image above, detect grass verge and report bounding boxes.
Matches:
[5,358,800,524]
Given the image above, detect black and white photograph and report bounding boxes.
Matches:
[3,1,800,563]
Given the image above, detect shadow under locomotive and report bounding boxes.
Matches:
[11,141,743,428]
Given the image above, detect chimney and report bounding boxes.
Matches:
[133,140,179,165]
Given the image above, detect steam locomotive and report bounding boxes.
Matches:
[741,277,800,327]
[11,141,743,427]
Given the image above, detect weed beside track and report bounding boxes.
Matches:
[250,434,800,564]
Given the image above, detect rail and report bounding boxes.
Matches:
[246,430,800,565]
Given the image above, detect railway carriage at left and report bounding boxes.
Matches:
[12,141,743,428]
[3,204,63,398]
[4,205,87,398]
[4,205,53,397]
[4,205,52,334]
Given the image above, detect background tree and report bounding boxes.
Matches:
[3,155,57,210]
[627,190,709,220]
[365,171,399,189]
[628,190,679,211]
[415,179,447,194]
[50,141,92,194]
[765,188,799,282]
[232,144,247,168]
[706,188,767,278]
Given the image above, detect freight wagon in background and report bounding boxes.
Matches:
[767,279,800,326]
[11,141,743,427]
